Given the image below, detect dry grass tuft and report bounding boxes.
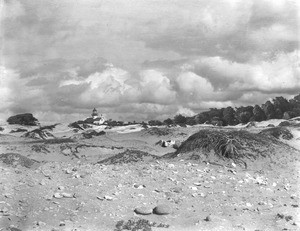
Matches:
[259,127,293,140]
[98,149,159,165]
[143,127,173,136]
[172,129,291,164]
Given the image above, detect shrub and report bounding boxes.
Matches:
[259,127,293,140]
[7,113,39,126]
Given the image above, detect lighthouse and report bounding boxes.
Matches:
[91,108,98,119]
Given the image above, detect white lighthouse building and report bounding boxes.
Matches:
[91,108,106,125]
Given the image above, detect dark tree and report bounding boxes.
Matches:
[236,106,253,124]
[207,108,224,120]
[186,117,197,125]
[275,108,283,119]
[252,105,266,122]
[174,114,187,124]
[148,120,163,126]
[273,96,290,116]
[288,94,300,117]
[163,118,174,126]
[222,106,236,125]
[262,101,276,120]
[195,112,210,124]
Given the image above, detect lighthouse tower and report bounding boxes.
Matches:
[91,108,98,119]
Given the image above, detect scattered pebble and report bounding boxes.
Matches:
[58,186,65,190]
[61,192,73,198]
[204,215,212,222]
[104,195,113,201]
[53,193,63,199]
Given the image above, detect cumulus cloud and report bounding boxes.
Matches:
[58,65,177,109]
[1,0,299,122]
[189,51,300,94]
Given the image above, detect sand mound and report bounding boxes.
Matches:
[169,129,290,162]
[259,127,293,140]
[0,153,39,168]
[98,149,159,165]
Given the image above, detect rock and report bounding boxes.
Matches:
[153,204,172,215]
[167,164,175,168]
[157,140,176,147]
[61,149,72,156]
[104,195,113,201]
[36,221,46,226]
[133,184,145,189]
[53,193,63,199]
[246,202,252,207]
[204,215,212,222]
[171,187,183,193]
[65,169,72,174]
[39,179,47,185]
[134,206,153,215]
[7,113,39,126]
[44,195,53,200]
[61,192,73,198]
[285,215,293,221]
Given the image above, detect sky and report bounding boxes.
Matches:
[0,0,299,123]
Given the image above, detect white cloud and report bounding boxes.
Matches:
[176,71,215,100]
[1,0,25,20]
[190,50,300,93]
[176,106,196,117]
[1,0,299,122]
[139,70,176,104]
[0,66,16,110]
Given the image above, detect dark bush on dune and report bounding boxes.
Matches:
[259,127,293,140]
[69,121,85,130]
[98,149,159,165]
[82,130,105,139]
[22,125,59,140]
[7,113,39,126]
[169,129,289,164]
[0,127,4,132]
[144,127,173,136]
[278,121,291,127]
[175,130,244,160]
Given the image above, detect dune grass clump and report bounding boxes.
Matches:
[259,127,293,140]
[173,129,287,163]
[98,149,159,165]
[144,127,173,136]
[176,130,244,159]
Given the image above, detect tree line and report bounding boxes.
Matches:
[148,93,300,126]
